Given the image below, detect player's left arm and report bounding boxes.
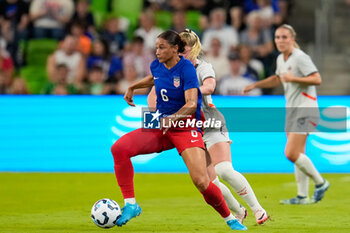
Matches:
[200,77,216,95]
[173,63,200,118]
[161,88,198,133]
[281,54,322,85]
[280,71,322,85]
[175,87,198,118]
[166,88,198,122]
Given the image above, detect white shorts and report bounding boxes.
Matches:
[203,126,232,150]
[285,115,318,134]
[285,108,319,134]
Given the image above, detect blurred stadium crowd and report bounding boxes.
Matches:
[0,0,294,95]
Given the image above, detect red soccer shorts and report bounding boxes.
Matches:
[117,127,205,156]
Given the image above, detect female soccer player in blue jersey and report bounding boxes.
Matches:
[148,29,268,224]
[111,30,247,230]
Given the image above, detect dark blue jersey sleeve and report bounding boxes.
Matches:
[182,61,199,91]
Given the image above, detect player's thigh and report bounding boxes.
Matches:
[181,147,209,191]
[209,141,232,165]
[203,129,231,150]
[167,129,205,154]
[114,128,169,155]
[166,129,207,183]
[285,133,308,160]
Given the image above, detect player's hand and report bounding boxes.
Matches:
[161,117,171,134]
[242,84,255,95]
[124,88,136,106]
[280,71,294,82]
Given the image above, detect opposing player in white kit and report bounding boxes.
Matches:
[243,24,330,204]
[148,29,268,224]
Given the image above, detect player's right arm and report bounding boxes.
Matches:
[243,75,281,95]
[124,75,154,106]
[147,86,157,109]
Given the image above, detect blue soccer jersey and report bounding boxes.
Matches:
[150,56,202,121]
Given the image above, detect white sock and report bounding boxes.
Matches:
[212,176,243,215]
[224,213,235,222]
[295,153,324,185]
[294,164,309,197]
[215,161,263,213]
[124,198,136,205]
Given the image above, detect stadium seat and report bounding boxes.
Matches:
[186,11,200,33]
[155,11,173,30]
[90,0,109,14]
[26,39,58,66]
[111,0,143,16]
[20,66,48,94]
[90,0,109,29]
[92,11,105,29]
[111,0,143,38]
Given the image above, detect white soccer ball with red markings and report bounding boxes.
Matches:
[91,198,121,228]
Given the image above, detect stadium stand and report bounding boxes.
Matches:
[1,0,349,95]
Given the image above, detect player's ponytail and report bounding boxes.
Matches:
[278,24,300,49]
[158,30,185,53]
[180,29,202,60]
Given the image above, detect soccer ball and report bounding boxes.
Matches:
[91,198,121,228]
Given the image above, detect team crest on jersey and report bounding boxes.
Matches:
[173,76,180,88]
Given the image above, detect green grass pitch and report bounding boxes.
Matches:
[1,173,349,233]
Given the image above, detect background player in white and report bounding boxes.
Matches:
[243,24,330,204]
[148,29,268,224]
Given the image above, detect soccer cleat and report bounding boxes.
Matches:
[280,196,312,205]
[226,219,247,230]
[115,203,142,227]
[235,206,248,224]
[254,209,269,225]
[312,179,330,203]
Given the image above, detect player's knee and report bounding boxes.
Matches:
[111,139,129,162]
[111,138,122,154]
[214,161,233,180]
[192,175,209,191]
[285,148,298,162]
[111,141,120,161]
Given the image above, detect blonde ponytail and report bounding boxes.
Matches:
[179,29,202,60]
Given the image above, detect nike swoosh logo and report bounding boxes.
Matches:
[258,213,265,220]
[154,77,159,80]
[191,140,199,143]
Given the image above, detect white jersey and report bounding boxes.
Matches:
[196,59,215,108]
[196,59,226,128]
[217,75,262,96]
[276,48,319,109]
[54,50,82,83]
